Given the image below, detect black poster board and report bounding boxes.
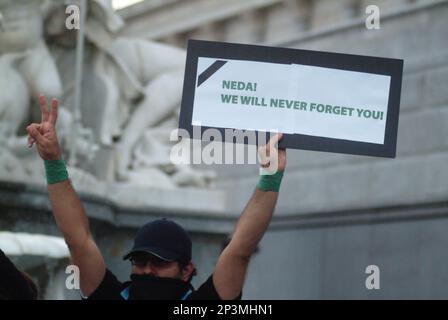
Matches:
[179,40,403,158]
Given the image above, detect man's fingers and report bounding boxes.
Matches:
[258,133,283,165]
[269,132,283,148]
[27,124,45,145]
[27,123,42,133]
[49,98,58,126]
[27,123,43,147]
[27,135,35,148]
[39,94,50,123]
[258,145,270,166]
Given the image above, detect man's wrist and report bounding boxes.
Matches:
[44,157,69,185]
[257,170,284,192]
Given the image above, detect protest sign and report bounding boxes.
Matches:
[179,40,403,157]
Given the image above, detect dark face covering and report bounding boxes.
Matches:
[129,274,193,300]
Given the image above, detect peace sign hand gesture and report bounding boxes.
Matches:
[27,95,62,161]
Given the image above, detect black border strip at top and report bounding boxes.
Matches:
[179,39,403,158]
[197,60,228,87]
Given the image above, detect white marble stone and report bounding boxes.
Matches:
[0,0,215,193]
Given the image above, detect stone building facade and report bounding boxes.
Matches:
[116,0,448,299]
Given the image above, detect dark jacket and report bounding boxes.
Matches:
[0,249,37,300]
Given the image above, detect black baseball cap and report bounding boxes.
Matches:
[123,218,192,264]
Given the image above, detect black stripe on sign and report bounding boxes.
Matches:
[197,60,227,87]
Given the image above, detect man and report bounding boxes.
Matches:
[27,95,286,300]
[0,248,38,300]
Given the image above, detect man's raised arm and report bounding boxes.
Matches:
[27,95,105,296]
[213,133,286,299]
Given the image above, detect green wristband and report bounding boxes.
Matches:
[44,157,69,185]
[257,170,284,192]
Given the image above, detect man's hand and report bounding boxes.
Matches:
[27,95,61,161]
[258,133,287,172]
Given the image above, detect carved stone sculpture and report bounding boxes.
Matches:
[0,0,215,189]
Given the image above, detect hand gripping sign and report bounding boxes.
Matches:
[179,40,403,158]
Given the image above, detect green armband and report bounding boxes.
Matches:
[44,157,69,185]
[257,170,284,192]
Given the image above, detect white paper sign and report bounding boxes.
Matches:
[192,57,391,144]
